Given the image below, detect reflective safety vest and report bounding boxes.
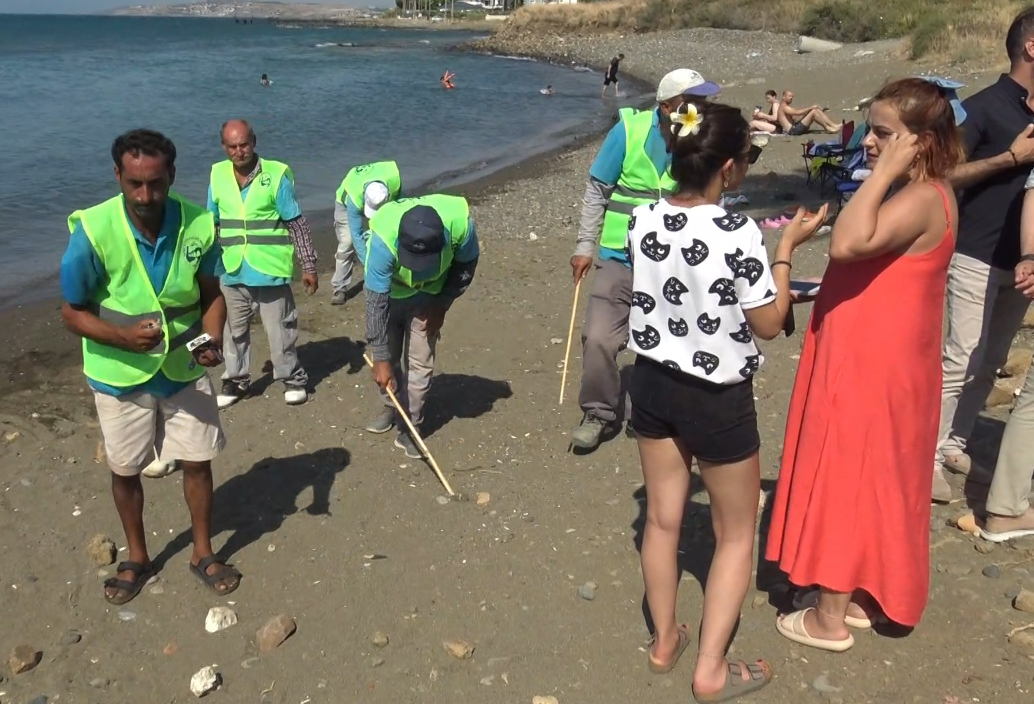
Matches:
[336,160,402,209]
[368,194,469,299]
[599,108,677,251]
[68,194,214,388]
[210,158,295,278]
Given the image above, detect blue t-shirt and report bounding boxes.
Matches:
[345,195,370,266]
[60,197,224,399]
[364,221,479,305]
[588,108,672,266]
[208,174,301,287]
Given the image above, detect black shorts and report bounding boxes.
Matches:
[604,75,618,85]
[788,121,807,136]
[630,356,760,464]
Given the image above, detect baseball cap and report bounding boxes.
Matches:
[398,205,445,273]
[363,181,391,219]
[656,68,721,102]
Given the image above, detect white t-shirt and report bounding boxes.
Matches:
[626,200,777,385]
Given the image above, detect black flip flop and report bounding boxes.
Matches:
[103,561,155,606]
[189,554,241,595]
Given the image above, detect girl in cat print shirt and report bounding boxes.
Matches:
[625,100,828,702]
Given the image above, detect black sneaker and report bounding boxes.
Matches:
[394,432,424,459]
[216,379,249,409]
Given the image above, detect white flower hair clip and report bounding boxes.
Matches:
[670,102,702,138]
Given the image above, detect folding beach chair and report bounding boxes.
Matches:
[803,122,868,188]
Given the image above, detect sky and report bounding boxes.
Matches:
[0,0,360,13]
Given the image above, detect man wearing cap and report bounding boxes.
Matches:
[362,194,479,458]
[331,161,402,306]
[569,68,720,451]
[209,119,318,409]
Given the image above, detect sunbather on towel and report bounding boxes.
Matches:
[778,90,842,135]
[749,90,782,133]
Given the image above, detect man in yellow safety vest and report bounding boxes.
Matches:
[569,69,721,451]
[209,119,319,408]
[59,129,240,605]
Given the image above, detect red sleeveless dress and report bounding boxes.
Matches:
[764,183,955,627]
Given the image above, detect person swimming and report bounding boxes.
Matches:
[260,73,271,86]
[540,85,555,96]
[441,71,455,89]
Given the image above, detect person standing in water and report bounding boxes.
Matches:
[602,54,624,98]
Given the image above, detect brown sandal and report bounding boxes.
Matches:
[648,624,691,674]
[692,659,773,703]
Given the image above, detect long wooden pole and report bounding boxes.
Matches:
[363,353,455,496]
[559,278,582,405]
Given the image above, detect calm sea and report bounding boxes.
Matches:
[0,15,636,307]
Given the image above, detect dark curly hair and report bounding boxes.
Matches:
[668,101,749,194]
[111,129,177,170]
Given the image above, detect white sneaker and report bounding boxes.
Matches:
[142,457,177,479]
[284,387,308,405]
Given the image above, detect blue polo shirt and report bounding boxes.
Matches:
[364,221,479,305]
[59,197,224,399]
[207,174,301,287]
[589,108,671,266]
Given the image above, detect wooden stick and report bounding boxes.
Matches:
[559,278,583,405]
[363,353,455,496]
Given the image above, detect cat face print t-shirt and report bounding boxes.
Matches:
[625,199,777,385]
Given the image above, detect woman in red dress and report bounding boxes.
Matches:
[764,77,966,651]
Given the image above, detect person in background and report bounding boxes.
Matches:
[627,99,824,701]
[332,161,401,306]
[60,129,239,604]
[601,53,624,98]
[766,77,964,651]
[260,73,271,86]
[570,68,721,451]
[749,90,781,133]
[980,170,1034,542]
[441,71,455,89]
[363,195,479,457]
[933,6,1034,502]
[541,85,555,96]
[779,90,842,134]
[209,119,318,409]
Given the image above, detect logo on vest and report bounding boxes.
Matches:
[259,173,272,188]
[355,164,371,174]
[183,237,204,264]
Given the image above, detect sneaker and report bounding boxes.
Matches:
[217,379,249,409]
[284,386,308,405]
[943,453,972,476]
[571,411,608,450]
[981,508,1034,543]
[331,290,349,306]
[931,468,952,504]
[365,408,396,434]
[394,432,424,459]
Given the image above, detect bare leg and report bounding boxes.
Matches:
[804,588,853,640]
[750,120,777,133]
[802,108,841,133]
[181,460,234,591]
[106,473,150,600]
[638,436,692,662]
[692,453,761,694]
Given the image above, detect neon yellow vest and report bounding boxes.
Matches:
[68,194,214,388]
[600,108,677,251]
[210,158,295,278]
[336,160,402,208]
[368,195,469,299]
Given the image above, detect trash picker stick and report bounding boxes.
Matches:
[559,278,583,405]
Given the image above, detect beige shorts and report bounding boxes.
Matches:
[93,375,226,477]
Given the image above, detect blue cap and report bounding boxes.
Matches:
[919,76,967,126]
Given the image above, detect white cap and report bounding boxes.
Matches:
[655,68,721,102]
[363,181,391,219]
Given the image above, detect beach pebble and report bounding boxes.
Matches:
[59,630,82,646]
[1009,629,1034,652]
[751,594,767,608]
[241,657,259,669]
[117,610,137,622]
[533,697,560,704]
[89,677,109,688]
[811,673,842,693]
[371,631,389,647]
[550,338,563,345]
[1013,588,1034,614]
[256,614,296,653]
[9,644,41,675]
[189,665,219,697]
[480,675,496,686]
[436,496,450,505]
[371,657,385,668]
[205,606,238,634]
[150,584,164,595]
[982,564,1001,579]
[476,492,491,506]
[442,639,474,660]
[974,541,995,554]
[86,535,116,566]
[577,582,597,601]
[163,642,178,656]
[27,697,47,704]
[3,431,20,444]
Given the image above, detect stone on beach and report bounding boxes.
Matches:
[1014,589,1034,614]
[205,606,238,633]
[256,614,296,653]
[86,534,116,566]
[442,639,474,659]
[9,644,41,675]
[189,665,219,697]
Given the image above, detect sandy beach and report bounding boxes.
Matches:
[2,26,1034,704]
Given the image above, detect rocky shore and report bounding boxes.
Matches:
[0,24,1032,704]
